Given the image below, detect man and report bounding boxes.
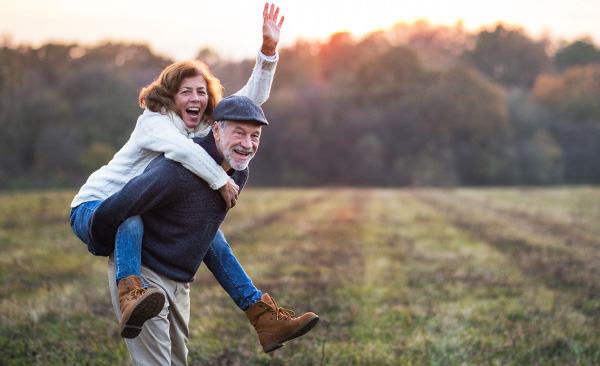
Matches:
[88,96,319,365]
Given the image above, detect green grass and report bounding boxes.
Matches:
[1,187,600,365]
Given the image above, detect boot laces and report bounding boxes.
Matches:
[130,288,147,299]
[270,297,296,320]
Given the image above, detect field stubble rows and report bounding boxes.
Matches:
[0,187,599,365]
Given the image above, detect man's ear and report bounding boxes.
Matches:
[213,122,221,141]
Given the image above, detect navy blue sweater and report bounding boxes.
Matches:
[88,130,248,282]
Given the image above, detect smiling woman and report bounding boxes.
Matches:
[175,75,208,129]
[141,59,222,129]
[66,4,323,362]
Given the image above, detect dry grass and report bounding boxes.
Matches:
[1,187,600,365]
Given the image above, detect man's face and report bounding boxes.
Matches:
[213,121,262,171]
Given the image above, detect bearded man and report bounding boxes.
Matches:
[88,95,319,365]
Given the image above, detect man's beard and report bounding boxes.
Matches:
[219,140,255,171]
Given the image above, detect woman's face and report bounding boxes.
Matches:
[174,74,209,129]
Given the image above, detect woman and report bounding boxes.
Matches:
[70,3,283,341]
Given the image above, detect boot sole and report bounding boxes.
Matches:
[121,291,165,339]
[263,315,320,353]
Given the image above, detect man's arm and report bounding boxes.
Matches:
[232,3,284,105]
[88,159,180,251]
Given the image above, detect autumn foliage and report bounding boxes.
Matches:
[1,22,599,188]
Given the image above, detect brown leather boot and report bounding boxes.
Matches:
[245,293,319,353]
[117,275,165,339]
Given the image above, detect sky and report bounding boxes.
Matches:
[1,0,599,61]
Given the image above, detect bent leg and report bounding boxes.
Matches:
[203,230,262,310]
[114,216,145,287]
[70,200,114,256]
[70,200,102,244]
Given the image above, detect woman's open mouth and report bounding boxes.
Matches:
[186,107,200,119]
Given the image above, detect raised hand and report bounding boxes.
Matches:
[261,3,284,56]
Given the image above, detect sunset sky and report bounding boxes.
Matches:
[1,0,598,61]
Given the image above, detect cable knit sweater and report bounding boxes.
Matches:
[89,130,248,282]
[71,50,276,208]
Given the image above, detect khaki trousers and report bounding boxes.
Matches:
[108,255,191,366]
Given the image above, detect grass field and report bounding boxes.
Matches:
[1,187,599,365]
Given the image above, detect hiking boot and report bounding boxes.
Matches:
[245,293,319,353]
[117,275,165,339]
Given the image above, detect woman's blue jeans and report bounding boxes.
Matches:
[70,200,262,310]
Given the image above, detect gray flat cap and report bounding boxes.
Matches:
[213,95,268,126]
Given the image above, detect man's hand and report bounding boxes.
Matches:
[219,178,239,210]
[261,3,284,56]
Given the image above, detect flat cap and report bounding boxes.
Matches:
[213,95,268,126]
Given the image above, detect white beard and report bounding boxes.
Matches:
[219,139,255,171]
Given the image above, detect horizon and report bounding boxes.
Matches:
[1,0,598,61]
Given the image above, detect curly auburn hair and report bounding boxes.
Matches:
[139,60,223,125]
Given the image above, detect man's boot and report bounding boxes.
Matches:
[245,293,319,353]
[117,275,165,339]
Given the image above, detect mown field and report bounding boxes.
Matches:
[1,187,600,365]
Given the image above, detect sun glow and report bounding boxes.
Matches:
[0,0,598,61]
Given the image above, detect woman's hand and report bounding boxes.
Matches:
[219,178,239,210]
[261,3,284,56]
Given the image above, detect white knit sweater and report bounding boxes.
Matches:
[71,50,277,208]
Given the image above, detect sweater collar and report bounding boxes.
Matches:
[164,110,211,138]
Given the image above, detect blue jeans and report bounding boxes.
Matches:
[203,230,263,310]
[70,201,262,310]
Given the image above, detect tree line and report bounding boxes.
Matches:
[1,21,600,189]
